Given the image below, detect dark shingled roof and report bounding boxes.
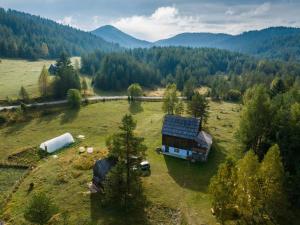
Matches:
[162,115,200,140]
[93,158,117,185]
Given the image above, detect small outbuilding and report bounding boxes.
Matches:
[161,115,212,161]
[92,157,118,190]
[40,133,75,153]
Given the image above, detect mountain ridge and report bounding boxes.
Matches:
[92,25,151,48]
[93,25,300,60]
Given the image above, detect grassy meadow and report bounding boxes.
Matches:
[0,58,81,100]
[0,100,241,224]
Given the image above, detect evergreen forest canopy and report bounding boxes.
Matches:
[0,8,121,60]
[81,47,300,93]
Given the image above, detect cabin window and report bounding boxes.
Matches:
[174,148,180,153]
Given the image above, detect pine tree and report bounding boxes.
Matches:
[104,114,147,208]
[187,92,209,129]
[38,65,50,97]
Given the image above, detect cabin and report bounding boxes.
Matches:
[48,64,57,75]
[161,115,212,161]
[39,133,75,153]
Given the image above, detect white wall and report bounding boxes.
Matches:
[162,145,191,159]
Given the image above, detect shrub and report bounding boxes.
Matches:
[226,89,241,101]
[24,192,58,225]
[0,114,7,125]
[67,89,82,109]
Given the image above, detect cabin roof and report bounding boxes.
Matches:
[162,115,200,140]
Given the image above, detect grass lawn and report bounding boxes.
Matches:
[0,57,80,100]
[0,59,55,100]
[0,168,27,209]
[0,100,241,224]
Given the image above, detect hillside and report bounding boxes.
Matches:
[155,32,231,48]
[92,25,151,48]
[156,27,300,60]
[93,25,300,60]
[0,8,121,59]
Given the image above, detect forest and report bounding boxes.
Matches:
[81,47,300,100]
[0,8,120,60]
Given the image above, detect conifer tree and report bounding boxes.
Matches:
[187,92,209,129]
[104,114,147,208]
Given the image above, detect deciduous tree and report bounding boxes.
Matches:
[19,86,29,102]
[162,83,178,115]
[67,89,81,109]
[237,85,271,159]
[38,65,50,97]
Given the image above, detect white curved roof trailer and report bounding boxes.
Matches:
[40,133,75,153]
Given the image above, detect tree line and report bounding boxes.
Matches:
[210,77,300,224]
[0,8,120,60]
[81,47,300,100]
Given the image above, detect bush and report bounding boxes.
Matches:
[24,192,58,225]
[226,89,241,101]
[67,89,82,109]
[0,114,7,125]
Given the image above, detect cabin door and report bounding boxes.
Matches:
[165,146,169,152]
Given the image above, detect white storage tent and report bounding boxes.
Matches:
[40,133,75,153]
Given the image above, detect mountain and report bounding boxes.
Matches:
[221,27,300,60]
[92,25,300,61]
[154,33,232,48]
[0,8,121,59]
[154,27,300,60]
[92,25,151,48]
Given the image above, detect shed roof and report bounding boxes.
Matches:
[93,158,117,184]
[162,115,200,140]
[195,131,213,149]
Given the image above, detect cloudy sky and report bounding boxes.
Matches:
[0,0,299,41]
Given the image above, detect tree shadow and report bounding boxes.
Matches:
[128,101,143,115]
[90,192,150,225]
[4,121,29,136]
[60,108,79,124]
[163,139,226,192]
[36,110,61,124]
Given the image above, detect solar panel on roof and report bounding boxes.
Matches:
[162,115,200,140]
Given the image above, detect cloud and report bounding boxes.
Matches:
[240,2,271,17]
[57,16,79,28]
[112,6,205,41]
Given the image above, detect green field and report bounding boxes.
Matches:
[0,59,55,100]
[0,100,241,224]
[0,58,82,100]
[0,168,27,209]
